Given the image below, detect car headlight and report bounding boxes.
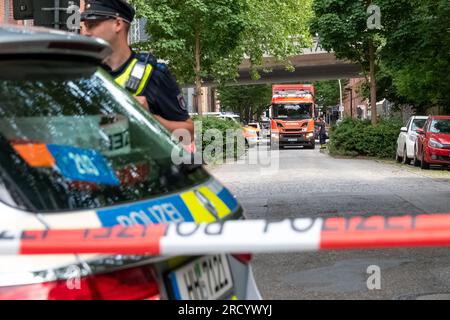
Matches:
[429,139,443,148]
[306,133,314,139]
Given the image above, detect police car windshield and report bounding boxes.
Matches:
[0,59,208,212]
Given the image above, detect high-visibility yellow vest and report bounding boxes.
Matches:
[113,58,153,96]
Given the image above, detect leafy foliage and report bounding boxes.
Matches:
[217,84,272,123]
[131,0,313,85]
[329,117,403,158]
[314,80,345,107]
[310,0,411,123]
[380,0,450,112]
[240,0,314,74]
[311,0,450,114]
[192,116,246,161]
[131,0,247,85]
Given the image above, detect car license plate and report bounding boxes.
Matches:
[288,138,297,142]
[168,254,234,300]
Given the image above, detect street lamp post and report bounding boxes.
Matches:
[54,0,60,29]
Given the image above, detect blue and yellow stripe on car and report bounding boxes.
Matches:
[96,179,239,227]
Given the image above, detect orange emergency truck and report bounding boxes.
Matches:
[270,84,316,149]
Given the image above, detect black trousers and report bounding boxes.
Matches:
[320,133,327,145]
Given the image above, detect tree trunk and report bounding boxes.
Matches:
[369,40,378,125]
[245,106,250,124]
[194,29,203,116]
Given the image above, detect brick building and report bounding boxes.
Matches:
[342,77,398,120]
[343,77,370,120]
[1,0,24,25]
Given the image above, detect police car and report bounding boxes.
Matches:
[0,25,261,300]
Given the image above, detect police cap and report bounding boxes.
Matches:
[81,0,135,24]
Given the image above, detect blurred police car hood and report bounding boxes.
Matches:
[0,25,111,63]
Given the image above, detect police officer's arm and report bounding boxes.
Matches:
[154,115,194,137]
[139,68,194,140]
[134,96,194,139]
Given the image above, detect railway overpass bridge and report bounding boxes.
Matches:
[202,38,362,86]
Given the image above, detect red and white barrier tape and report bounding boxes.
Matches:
[3,213,450,256]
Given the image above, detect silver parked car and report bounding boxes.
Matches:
[396,116,428,165]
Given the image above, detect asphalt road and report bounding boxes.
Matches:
[209,141,450,300]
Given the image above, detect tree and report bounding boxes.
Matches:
[131,0,247,115]
[381,0,450,113]
[131,0,313,115]
[240,0,314,78]
[359,63,413,113]
[311,0,395,124]
[314,80,344,107]
[217,85,272,123]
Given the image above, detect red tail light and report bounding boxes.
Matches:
[0,265,159,300]
[232,254,253,265]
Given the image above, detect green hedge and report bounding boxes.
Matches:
[192,116,246,161]
[328,118,403,158]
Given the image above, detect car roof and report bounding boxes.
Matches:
[0,25,111,63]
[411,116,429,119]
[430,116,450,120]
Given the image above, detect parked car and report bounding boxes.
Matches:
[414,116,450,169]
[208,113,258,148]
[396,116,428,164]
[260,121,271,138]
[0,26,261,300]
[247,122,262,138]
[242,126,259,147]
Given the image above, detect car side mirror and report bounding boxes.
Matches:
[416,128,425,135]
[400,127,408,133]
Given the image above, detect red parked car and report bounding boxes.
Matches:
[414,116,450,169]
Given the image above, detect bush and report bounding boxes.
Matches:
[328,117,403,159]
[192,116,246,162]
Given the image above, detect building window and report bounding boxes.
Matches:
[182,88,195,114]
[129,18,148,44]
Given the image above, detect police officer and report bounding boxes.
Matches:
[318,117,327,149]
[80,0,194,139]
